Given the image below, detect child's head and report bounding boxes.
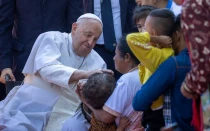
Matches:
[133,5,155,32]
[82,73,116,109]
[145,8,175,46]
[145,8,175,36]
[114,34,139,74]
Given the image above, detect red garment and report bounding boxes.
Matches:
[181,0,210,130]
[192,98,203,131]
[181,0,210,95]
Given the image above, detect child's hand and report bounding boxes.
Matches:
[157,36,172,48]
[117,116,131,131]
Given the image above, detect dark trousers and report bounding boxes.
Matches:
[94,45,122,80]
[0,71,6,100]
[0,83,6,100]
[142,108,165,131]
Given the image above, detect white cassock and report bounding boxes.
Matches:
[0,31,106,131]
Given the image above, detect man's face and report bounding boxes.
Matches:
[71,20,102,57]
[113,46,125,74]
[171,30,182,54]
[136,18,146,32]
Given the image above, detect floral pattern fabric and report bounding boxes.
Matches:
[181,0,210,94]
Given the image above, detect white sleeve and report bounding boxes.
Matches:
[23,32,77,88]
[39,65,77,88]
[103,79,129,117]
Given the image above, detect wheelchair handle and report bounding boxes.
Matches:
[5,74,11,81]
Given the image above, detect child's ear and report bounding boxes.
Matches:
[124,53,131,62]
[152,29,157,36]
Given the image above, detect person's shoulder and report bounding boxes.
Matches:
[174,52,191,67]
[121,69,138,79]
[161,48,174,54]
[40,31,61,35]
[40,31,68,38]
[163,56,176,63]
[118,69,141,86]
[36,31,69,48]
[158,56,176,69]
[160,54,190,69]
[160,48,174,60]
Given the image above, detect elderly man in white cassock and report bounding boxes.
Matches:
[0,13,109,131]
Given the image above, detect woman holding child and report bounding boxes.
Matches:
[63,35,143,131]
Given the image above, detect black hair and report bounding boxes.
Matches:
[133,5,156,24]
[173,14,181,32]
[82,73,116,109]
[117,34,140,65]
[149,8,175,36]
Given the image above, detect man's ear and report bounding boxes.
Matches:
[175,30,181,42]
[71,22,77,35]
[124,53,131,62]
[152,28,157,36]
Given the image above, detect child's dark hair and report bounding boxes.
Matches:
[117,34,140,65]
[173,14,181,32]
[133,5,155,24]
[82,73,116,109]
[149,8,175,36]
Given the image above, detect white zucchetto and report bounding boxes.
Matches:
[77,13,103,25]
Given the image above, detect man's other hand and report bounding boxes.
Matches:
[0,68,15,84]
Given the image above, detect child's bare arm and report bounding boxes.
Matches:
[150,35,172,48]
